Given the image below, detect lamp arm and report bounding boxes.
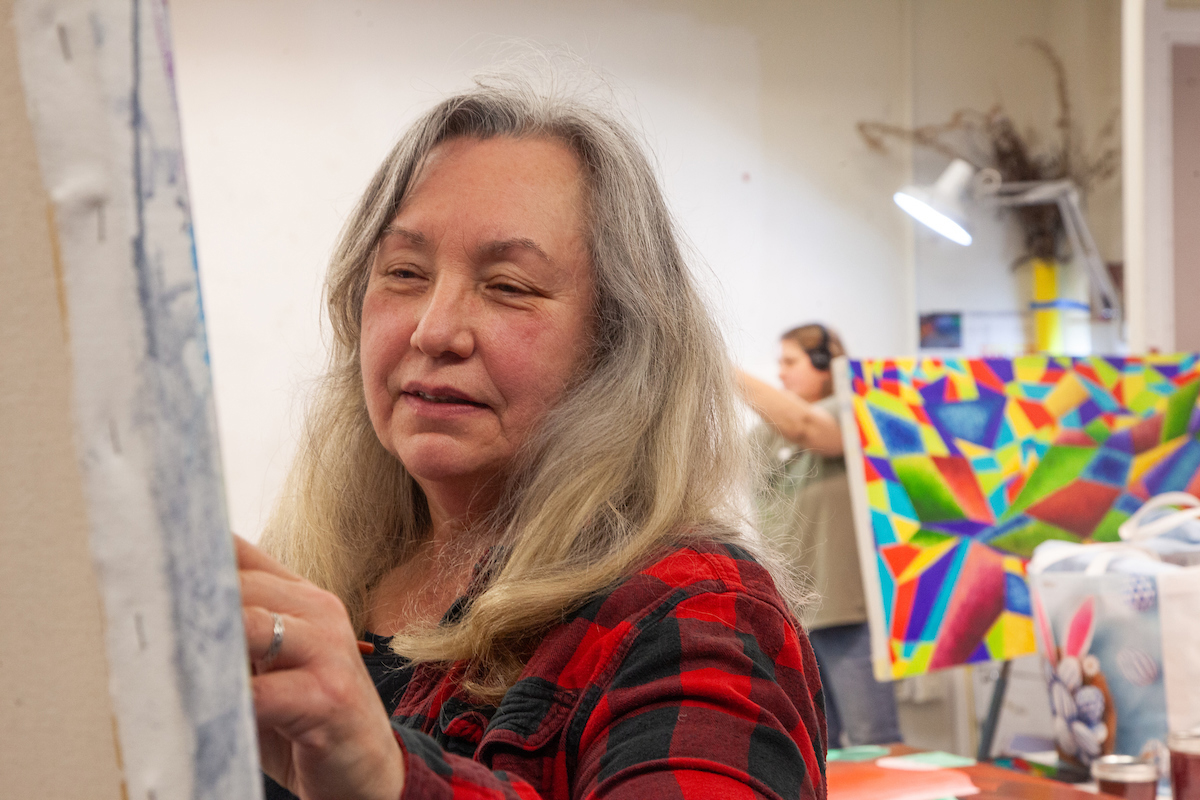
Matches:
[981,180,1122,327]
[1057,189,1123,324]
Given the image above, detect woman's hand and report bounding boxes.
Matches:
[237,536,405,800]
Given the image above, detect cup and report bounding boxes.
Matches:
[1091,755,1158,800]
[1170,728,1200,800]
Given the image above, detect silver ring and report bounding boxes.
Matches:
[262,612,284,666]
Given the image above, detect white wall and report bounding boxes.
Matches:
[169,0,916,539]
[910,0,1122,355]
[170,0,1121,539]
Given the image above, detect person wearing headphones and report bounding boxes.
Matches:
[736,323,902,748]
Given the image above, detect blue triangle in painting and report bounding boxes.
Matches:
[925,519,992,537]
[1005,572,1032,615]
[967,642,992,663]
[926,387,1008,449]
[1157,364,1181,380]
[868,456,900,482]
[983,358,1014,383]
[1106,428,1135,453]
[1115,492,1143,515]
[905,546,958,642]
[1083,447,1132,486]
[1143,439,1200,495]
[869,407,925,455]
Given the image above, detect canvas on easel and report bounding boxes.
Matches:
[13,1,260,797]
[834,354,1200,681]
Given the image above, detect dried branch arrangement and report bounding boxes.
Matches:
[858,39,1120,263]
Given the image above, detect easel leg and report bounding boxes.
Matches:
[976,660,1012,761]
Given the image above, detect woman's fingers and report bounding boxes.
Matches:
[235,534,300,580]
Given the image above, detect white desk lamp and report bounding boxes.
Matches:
[894,159,1122,326]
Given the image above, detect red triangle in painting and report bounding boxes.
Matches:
[932,455,995,523]
[863,459,881,482]
[1006,473,1026,503]
[910,404,931,424]
[1054,429,1097,447]
[1026,480,1121,538]
[970,361,1006,393]
[882,544,921,577]
[944,380,960,402]
[1075,363,1101,385]
[1018,399,1054,429]
[1130,414,1164,454]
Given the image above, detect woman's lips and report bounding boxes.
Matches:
[399,387,489,417]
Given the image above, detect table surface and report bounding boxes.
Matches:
[826,745,1121,800]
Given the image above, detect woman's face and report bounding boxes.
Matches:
[360,136,594,499]
[778,339,830,402]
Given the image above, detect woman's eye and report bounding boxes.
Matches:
[491,282,526,295]
[388,266,422,279]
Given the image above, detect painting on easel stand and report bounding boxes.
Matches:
[834,355,1200,680]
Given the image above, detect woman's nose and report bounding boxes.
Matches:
[409,279,475,359]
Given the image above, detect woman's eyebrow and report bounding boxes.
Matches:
[380,225,427,248]
[477,238,552,265]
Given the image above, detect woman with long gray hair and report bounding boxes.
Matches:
[237,78,827,800]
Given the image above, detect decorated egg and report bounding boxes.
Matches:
[1074,685,1105,725]
[1051,680,1077,721]
[1122,575,1158,612]
[1072,719,1102,760]
[1058,656,1083,691]
[1055,716,1078,756]
[1117,647,1160,687]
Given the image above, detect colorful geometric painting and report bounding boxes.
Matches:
[837,355,1200,679]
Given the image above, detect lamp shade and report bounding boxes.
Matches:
[893,158,975,246]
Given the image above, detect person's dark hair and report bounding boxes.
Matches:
[781,323,846,371]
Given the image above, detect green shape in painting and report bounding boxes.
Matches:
[891,455,966,522]
[1093,358,1121,389]
[1085,417,1112,445]
[990,518,1080,558]
[1004,445,1096,518]
[1162,379,1200,442]
[909,529,955,547]
[1092,508,1131,542]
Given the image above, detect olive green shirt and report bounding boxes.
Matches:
[751,395,868,630]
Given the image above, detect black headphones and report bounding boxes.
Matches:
[806,324,833,372]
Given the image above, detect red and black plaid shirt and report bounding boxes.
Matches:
[388,540,827,800]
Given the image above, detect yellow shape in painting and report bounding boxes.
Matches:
[919,423,951,456]
[1006,402,1036,440]
[956,439,993,459]
[1003,555,1027,576]
[855,398,886,456]
[898,643,936,677]
[866,480,889,510]
[899,381,924,405]
[949,371,979,401]
[1003,612,1037,657]
[1044,372,1089,418]
[1014,355,1050,384]
[895,538,959,584]
[892,515,920,543]
[1131,439,1184,484]
[866,388,917,421]
[1092,358,1121,389]
[1123,370,1147,411]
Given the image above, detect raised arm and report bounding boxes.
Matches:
[735,369,844,457]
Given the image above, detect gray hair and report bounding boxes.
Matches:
[262,76,798,699]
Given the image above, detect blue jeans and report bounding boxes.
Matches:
[809,622,902,747]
